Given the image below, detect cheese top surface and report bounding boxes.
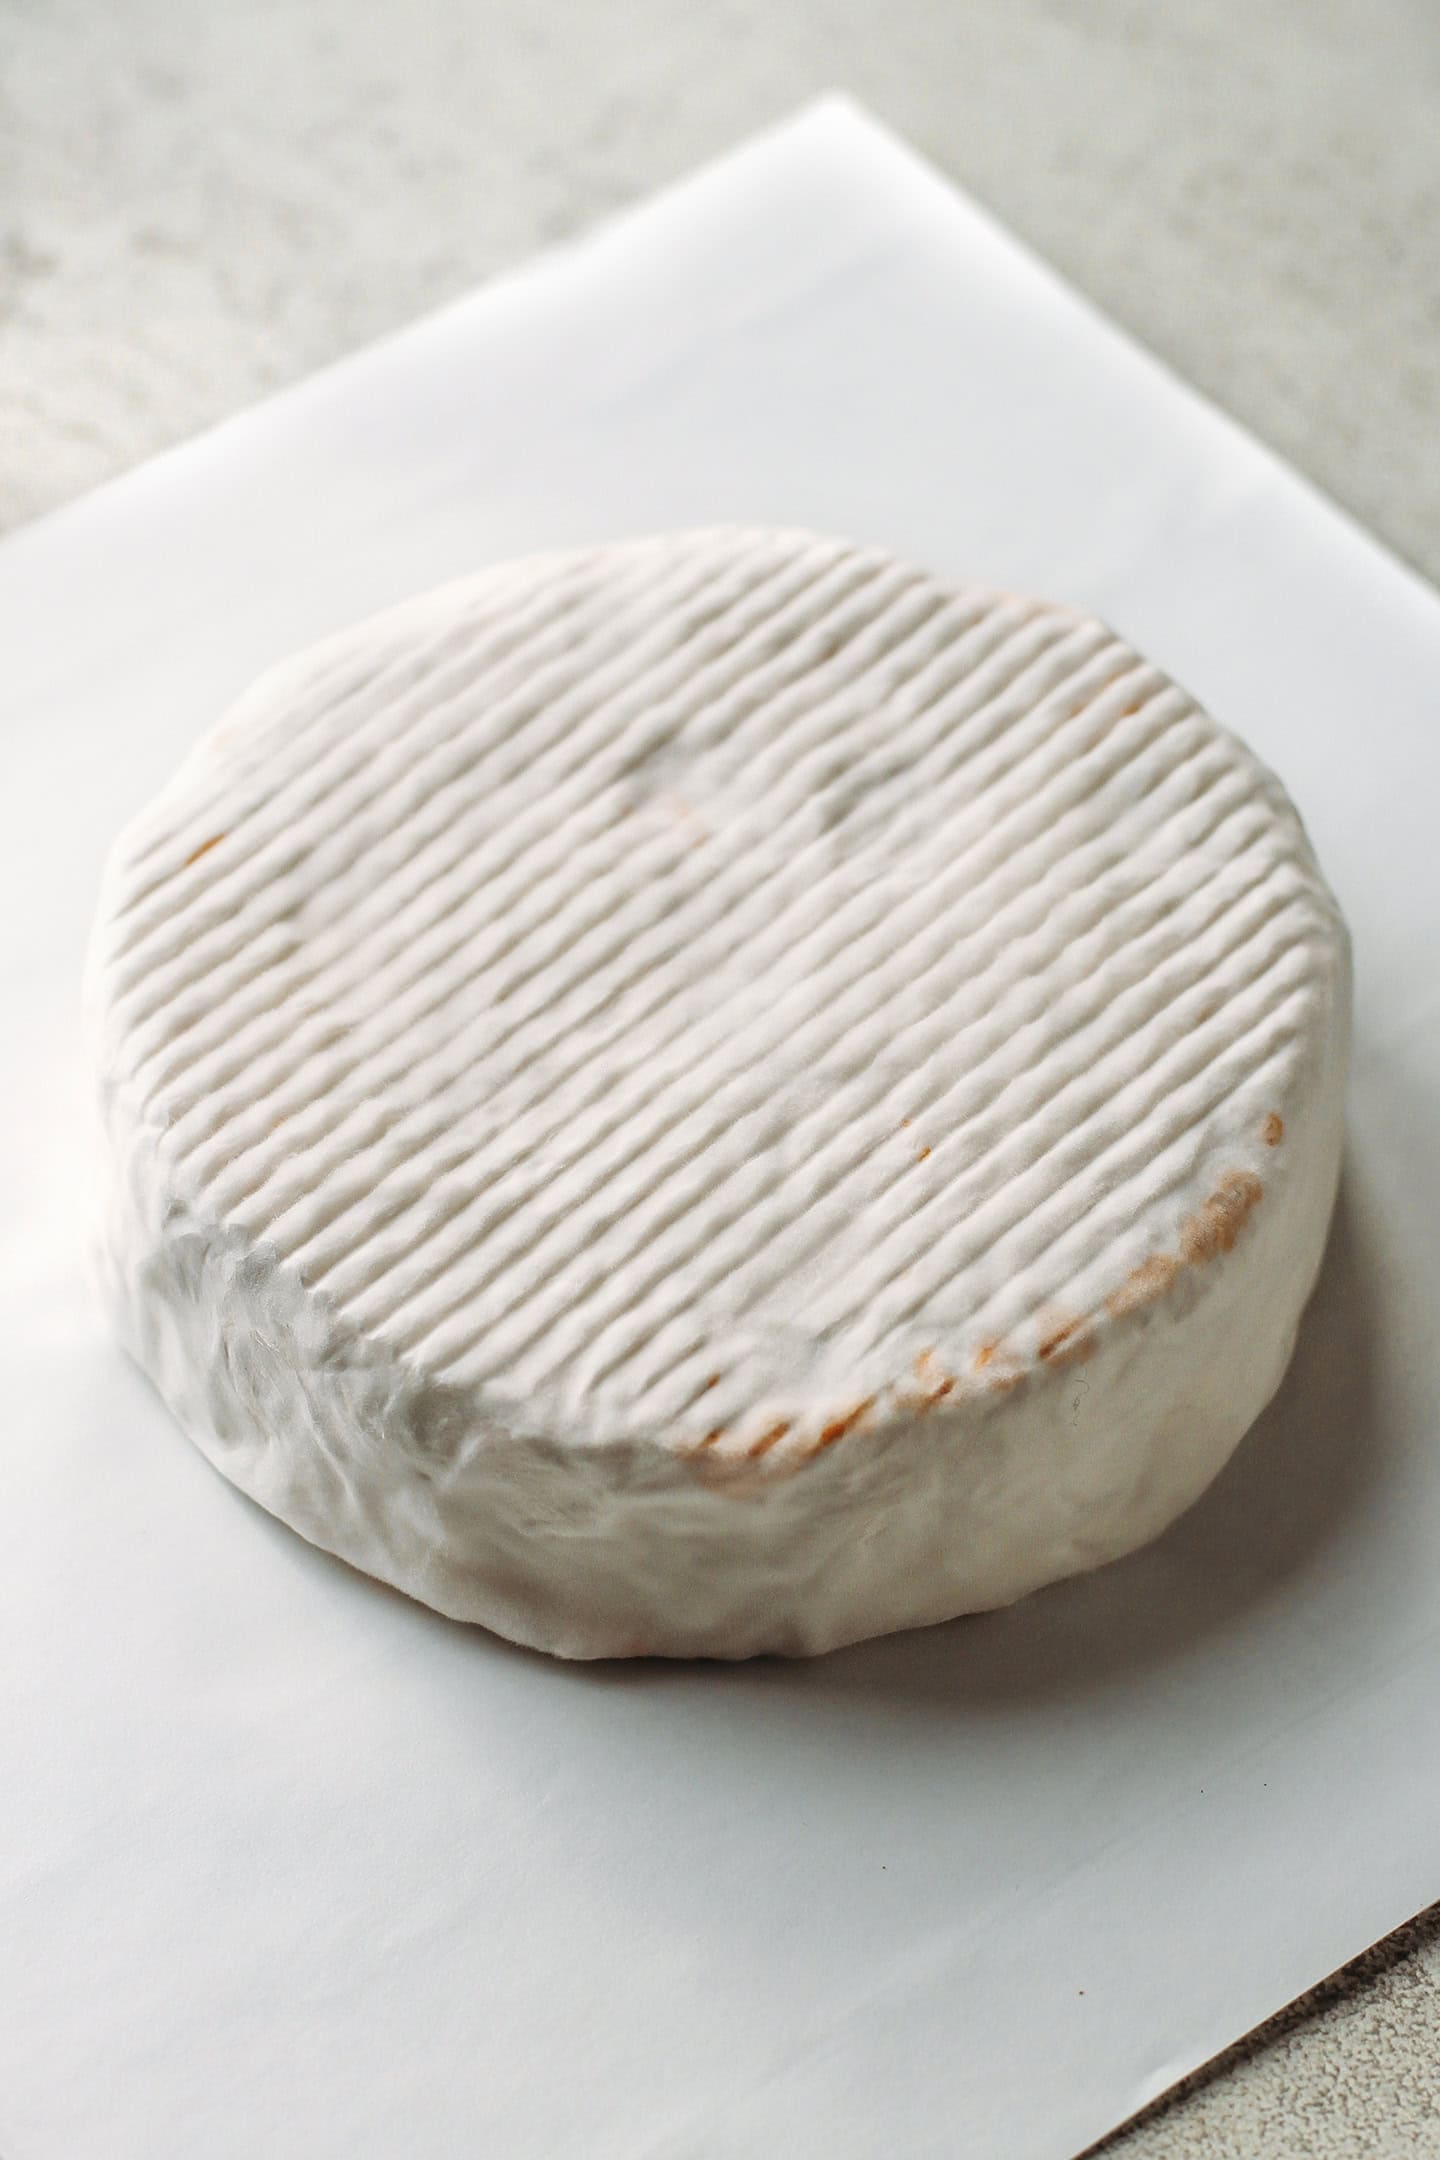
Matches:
[92,527,1348,1483]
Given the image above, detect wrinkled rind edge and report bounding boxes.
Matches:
[93,974,1349,1661]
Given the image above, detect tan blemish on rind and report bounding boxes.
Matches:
[1106,1253,1179,1320]
[679,1426,779,1500]
[811,1399,875,1454]
[1262,1112,1284,1147]
[1037,1314,1096,1368]
[900,1349,956,1413]
[184,833,225,868]
[915,1145,931,1163]
[1179,1170,1264,1265]
[684,1175,1258,1481]
[974,1340,1024,1393]
[686,1399,874,1485]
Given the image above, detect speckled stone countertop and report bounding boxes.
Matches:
[3,1,1438,2151]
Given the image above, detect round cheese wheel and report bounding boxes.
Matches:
[88,528,1350,1657]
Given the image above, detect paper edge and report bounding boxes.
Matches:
[6,88,1436,639]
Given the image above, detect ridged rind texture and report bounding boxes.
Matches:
[88,528,1351,1657]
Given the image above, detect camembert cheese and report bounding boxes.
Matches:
[87,529,1351,1657]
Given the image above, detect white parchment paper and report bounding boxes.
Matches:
[2,98,1437,2160]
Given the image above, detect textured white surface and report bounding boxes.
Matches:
[90,527,1349,1655]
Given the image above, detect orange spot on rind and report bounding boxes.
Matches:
[1037,1314,1096,1368]
[812,1399,875,1454]
[900,1349,957,1414]
[1179,1171,1264,1265]
[184,832,224,868]
[1104,1171,1264,1327]
[974,1340,1024,1393]
[1105,1253,1179,1320]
